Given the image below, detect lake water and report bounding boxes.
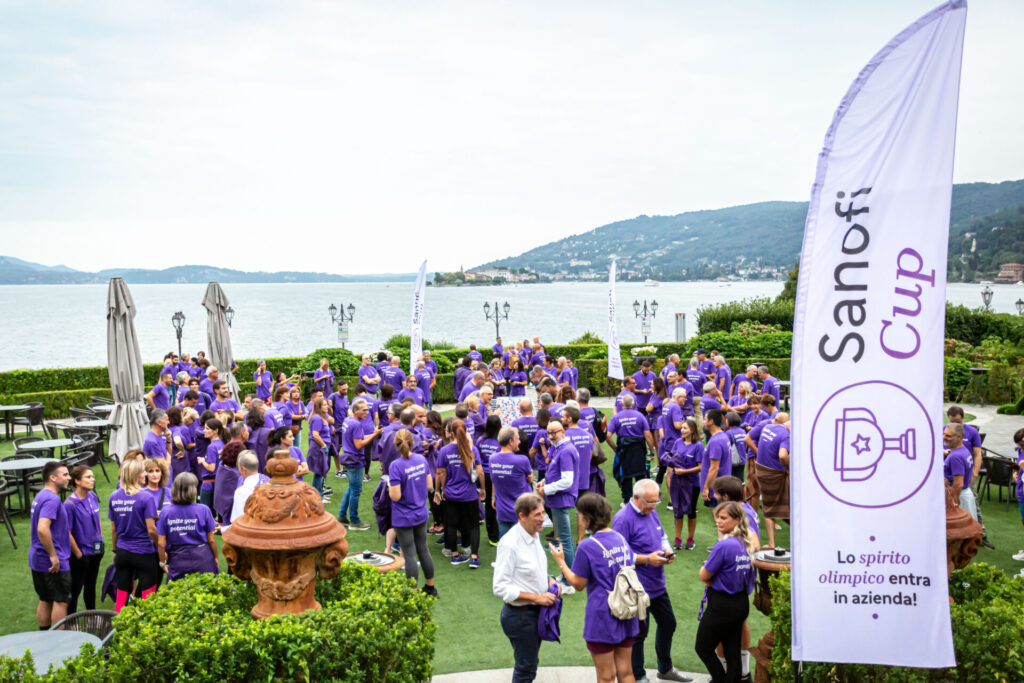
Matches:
[0,280,1016,371]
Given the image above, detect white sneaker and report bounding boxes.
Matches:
[560,584,576,595]
[1018,568,1024,578]
[1012,550,1024,562]
[441,548,452,557]
[462,546,471,555]
[542,515,553,528]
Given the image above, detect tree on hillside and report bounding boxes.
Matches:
[776,261,799,302]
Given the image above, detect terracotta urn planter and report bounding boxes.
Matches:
[222,451,348,619]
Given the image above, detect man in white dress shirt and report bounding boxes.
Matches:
[492,493,561,682]
[229,451,268,524]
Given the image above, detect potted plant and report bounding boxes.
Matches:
[630,345,658,366]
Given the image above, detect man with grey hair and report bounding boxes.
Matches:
[383,356,406,394]
[942,421,977,520]
[478,385,494,421]
[556,357,573,388]
[230,450,268,524]
[612,479,688,683]
[713,355,732,398]
[731,365,760,399]
[490,427,534,539]
[615,376,638,414]
[660,354,680,384]
[337,398,382,530]
[143,409,172,461]
[459,371,487,402]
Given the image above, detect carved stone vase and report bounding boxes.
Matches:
[222,451,348,619]
[944,482,983,579]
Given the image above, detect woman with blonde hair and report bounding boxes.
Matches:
[142,457,171,518]
[435,419,485,567]
[695,501,755,683]
[108,458,159,612]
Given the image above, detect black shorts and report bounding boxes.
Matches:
[33,569,72,604]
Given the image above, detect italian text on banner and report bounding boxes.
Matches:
[607,258,624,381]
[410,260,427,374]
[790,0,965,668]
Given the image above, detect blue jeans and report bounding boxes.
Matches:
[550,506,575,578]
[339,466,364,522]
[312,474,325,498]
[1019,501,1024,526]
[498,521,515,539]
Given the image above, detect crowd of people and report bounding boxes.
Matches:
[28,339,1016,683]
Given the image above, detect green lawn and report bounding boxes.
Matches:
[1,415,1021,677]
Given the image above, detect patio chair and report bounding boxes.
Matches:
[1,453,40,510]
[70,408,97,420]
[43,421,61,440]
[90,396,114,404]
[73,435,110,483]
[13,436,43,453]
[980,455,1014,510]
[0,483,17,547]
[12,402,44,436]
[51,610,116,641]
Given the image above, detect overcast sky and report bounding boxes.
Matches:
[1,0,1020,274]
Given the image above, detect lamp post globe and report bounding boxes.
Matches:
[981,285,993,312]
[1016,298,1024,317]
[225,306,235,328]
[171,311,186,358]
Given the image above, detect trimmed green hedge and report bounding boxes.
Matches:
[769,563,1024,682]
[0,564,436,682]
[0,388,113,420]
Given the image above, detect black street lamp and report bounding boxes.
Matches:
[632,299,658,343]
[171,311,186,358]
[225,306,235,328]
[483,301,510,340]
[328,302,356,348]
[1016,298,1024,317]
[981,285,993,312]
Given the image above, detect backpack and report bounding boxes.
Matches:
[590,532,650,621]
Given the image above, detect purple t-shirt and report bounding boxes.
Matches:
[108,487,157,554]
[607,409,648,440]
[1015,447,1024,503]
[611,503,670,598]
[64,491,103,556]
[151,382,171,410]
[715,364,732,397]
[744,501,760,539]
[30,489,72,572]
[439,442,481,502]
[313,369,335,395]
[340,417,366,466]
[614,390,637,412]
[756,424,790,471]
[263,409,285,430]
[701,432,733,491]
[668,441,703,488]
[415,369,434,402]
[509,371,528,397]
[732,375,758,397]
[571,530,640,644]
[389,454,430,528]
[545,440,579,509]
[660,363,677,383]
[210,398,241,414]
[698,359,716,379]
[660,402,684,449]
[632,370,655,411]
[489,451,533,523]
[511,416,539,443]
[700,396,723,414]
[761,376,781,405]
[203,439,224,482]
[478,437,500,475]
[726,426,748,465]
[705,536,755,595]
[458,381,481,402]
[156,502,216,548]
[530,430,549,470]
[686,369,705,400]
[253,371,273,400]
[358,365,380,390]
[397,387,424,406]
[558,367,573,387]
[943,446,973,489]
[383,367,406,392]
[565,426,594,492]
[143,430,168,461]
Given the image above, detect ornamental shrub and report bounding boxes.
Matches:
[297,348,361,377]
[768,564,1024,682]
[0,565,437,682]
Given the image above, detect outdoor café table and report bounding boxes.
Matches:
[0,630,101,672]
[778,380,791,411]
[90,404,114,416]
[17,439,75,458]
[73,419,110,430]
[0,405,29,440]
[0,457,57,515]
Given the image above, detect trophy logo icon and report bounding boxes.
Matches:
[833,407,916,482]
[811,381,934,508]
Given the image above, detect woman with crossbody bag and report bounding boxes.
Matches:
[551,493,644,683]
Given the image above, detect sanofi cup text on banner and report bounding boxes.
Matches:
[790,0,966,668]
[607,259,624,381]
[410,260,427,373]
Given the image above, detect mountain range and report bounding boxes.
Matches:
[476,179,1024,282]
[0,257,417,285]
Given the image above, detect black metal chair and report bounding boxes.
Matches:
[71,435,110,483]
[12,402,44,437]
[13,436,43,453]
[51,610,116,643]
[90,396,114,405]
[980,454,1014,510]
[70,408,97,420]
[1,453,41,511]
[43,421,61,440]
[0,483,17,547]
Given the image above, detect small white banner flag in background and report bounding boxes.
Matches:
[607,259,624,380]
[791,0,965,668]
[410,260,427,373]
